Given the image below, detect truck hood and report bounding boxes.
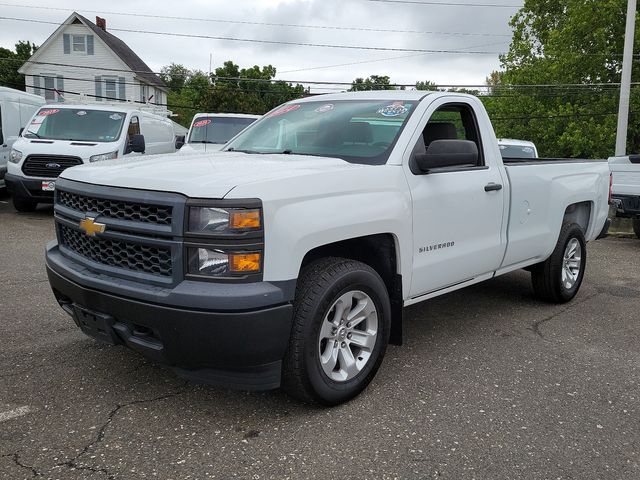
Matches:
[60,151,365,198]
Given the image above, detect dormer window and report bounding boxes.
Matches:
[72,35,86,52]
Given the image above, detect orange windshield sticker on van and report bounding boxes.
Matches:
[268,104,301,117]
[38,109,60,116]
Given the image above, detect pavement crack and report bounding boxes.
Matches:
[57,383,189,478]
[529,292,599,339]
[2,451,43,477]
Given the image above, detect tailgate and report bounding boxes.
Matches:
[610,156,640,196]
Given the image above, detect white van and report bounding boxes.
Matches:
[178,113,260,154]
[6,103,176,211]
[497,138,539,159]
[0,87,46,190]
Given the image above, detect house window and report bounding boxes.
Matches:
[72,35,86,52]
[43,76,55,101]
[140,84,149,103]
[104,77,117,100]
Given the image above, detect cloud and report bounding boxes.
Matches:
[0,0,516,91]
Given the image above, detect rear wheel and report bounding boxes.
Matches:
[282,258,391,406]
[531,223,586,303]
[12,195,37,213]
[633,219,640,239]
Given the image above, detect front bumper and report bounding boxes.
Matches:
[5,172,55,203]
[612,194,640,218]
[46,242,295,390]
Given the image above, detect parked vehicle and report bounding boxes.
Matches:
[498,138,539,159]
[609,155,640,238]
[45,91,610,405]
[5,104,176,211]
[0,87,46,190]
[178,113,261,153]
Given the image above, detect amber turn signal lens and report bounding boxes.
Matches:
[229,253,261,273]
[230,210,261,229]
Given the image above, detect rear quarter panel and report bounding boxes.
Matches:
[501,161,609,268]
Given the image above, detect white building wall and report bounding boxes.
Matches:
[22,23,165,107]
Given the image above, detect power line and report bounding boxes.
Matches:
[0,16,506,55]
[367,0,522,7]
[0,2,512,38]
[3,56,638,90]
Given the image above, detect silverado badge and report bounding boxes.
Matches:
[79,217,106,237]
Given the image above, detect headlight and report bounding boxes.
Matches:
[188,207,261,234]
[89,151,118,163]
[9,149,22,164]
[187,248,261,276]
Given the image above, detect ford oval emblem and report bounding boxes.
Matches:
[46,162,61,169]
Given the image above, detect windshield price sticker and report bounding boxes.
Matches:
[38,109,60,117]
[268,104,301,117]
[109,113,123,121]
[76,110,87,116]
[193,119,212,127]
[315,104,334,114]
[377,103,409,117]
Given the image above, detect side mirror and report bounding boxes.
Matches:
[414,139,478,173]
[127,134,145,154]
[19,127,24,136]
[175,135,185,150]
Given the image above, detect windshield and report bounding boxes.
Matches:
[23,108,126,142]
[224,100,418,165]
[499,144,537,159]
[188,116,258,144]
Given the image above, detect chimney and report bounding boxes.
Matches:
[96,16,106,31]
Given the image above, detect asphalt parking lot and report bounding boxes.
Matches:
[1,194,639,480]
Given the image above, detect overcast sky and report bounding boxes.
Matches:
[0,0,519,92]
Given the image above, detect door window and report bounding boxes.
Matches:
[128,116,140,138]
[416,103,484,168]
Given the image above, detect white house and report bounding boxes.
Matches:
[18,13,167,107]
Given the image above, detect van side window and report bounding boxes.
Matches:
[416,103,485,167]
[128,116,140,139]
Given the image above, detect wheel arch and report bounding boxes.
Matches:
[299,233,404,346]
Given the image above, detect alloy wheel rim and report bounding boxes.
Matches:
[562,238,582,290]
[318,290,379,382]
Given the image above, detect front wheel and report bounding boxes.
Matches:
[282,258,391,406]
[531,223,586,303]
[633,219,640,239]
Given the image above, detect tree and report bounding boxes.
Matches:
[160,63,191,93]
[350,75,394,91]
[415,80,438,91]
[484,0,639,157]
[0,41,38,91]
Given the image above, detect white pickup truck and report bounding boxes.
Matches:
[609,155,640,238]
[45,91,610,405]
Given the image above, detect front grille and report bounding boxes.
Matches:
[59,224,173,277]
[22,155,82,178]
[58,190,173,226]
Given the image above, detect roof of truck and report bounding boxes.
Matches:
[292,90,441,103]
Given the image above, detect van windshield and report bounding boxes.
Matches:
[188,116,258,144]
[499,144,537,159]
[224,100,418,165]
[24,108,126,142]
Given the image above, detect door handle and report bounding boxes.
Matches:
[484,183,503,192]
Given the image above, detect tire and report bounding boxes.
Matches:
[633,219,640,239]
[282,257,391,406]
[531,223,587,304]
[12,195,37,213]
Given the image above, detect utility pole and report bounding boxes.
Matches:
[616,0,637,156]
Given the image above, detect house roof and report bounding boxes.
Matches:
[74,13,166,91]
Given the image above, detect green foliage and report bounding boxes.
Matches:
[485,0,639,157]
[415,80,438,91]
[350,75,394,91]
[164,61,306,127]
[0,41,38,91]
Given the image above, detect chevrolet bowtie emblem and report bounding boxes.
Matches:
[79,217,106,237]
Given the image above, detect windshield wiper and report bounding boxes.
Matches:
[25,129,42,138]
[226,147,261,154]
[191,140,221,144]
